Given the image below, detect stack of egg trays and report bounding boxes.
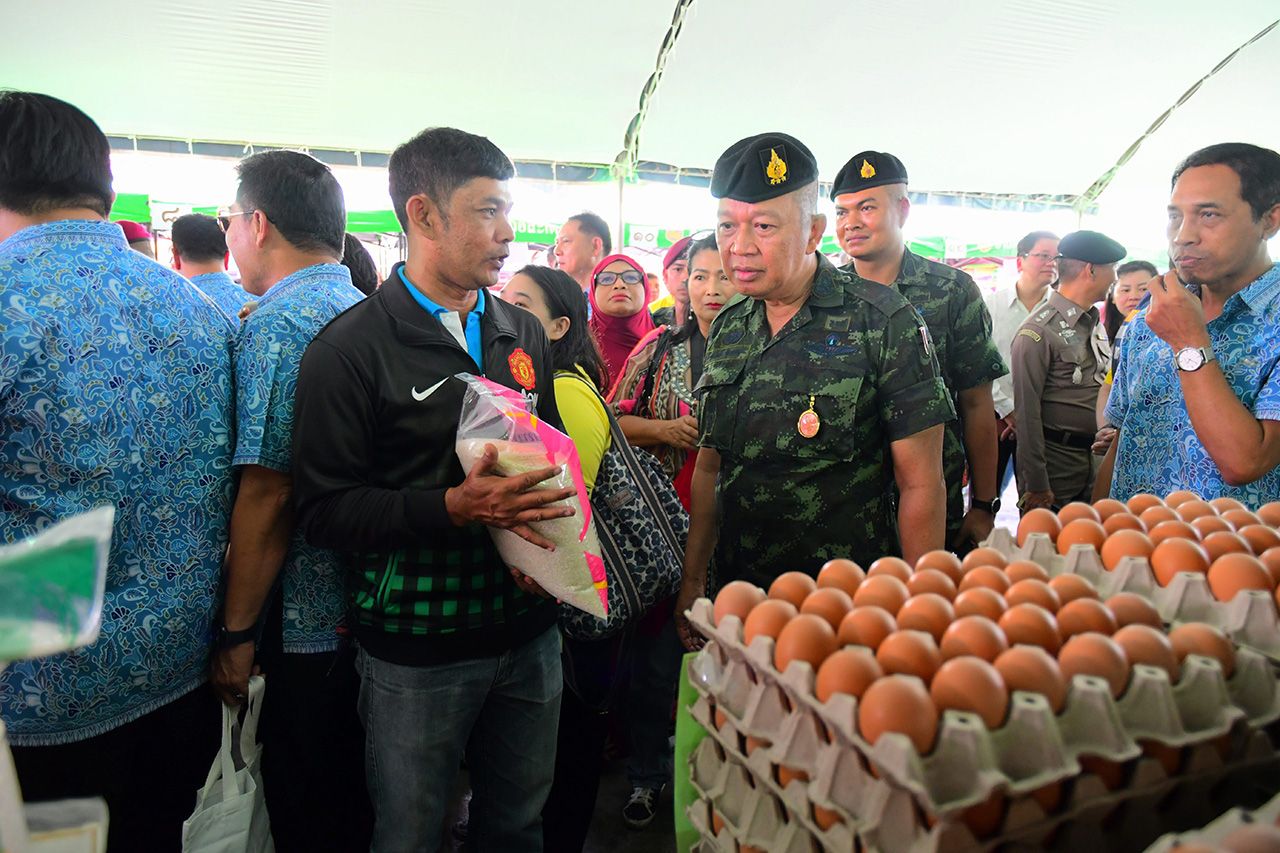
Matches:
[687,596,1277,851]
[1144,787,1280,851]
[982,527,1280,662]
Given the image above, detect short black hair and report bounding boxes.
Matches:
[235,150,345,256]
[514,265,610,391]
[170,214,227,263]
[389,127,514,230]
[0,91,113,217]
[1172,142,1280,221]
[567,212,612,255]
[1117,260,1158,278]
[685,233,718,266]
[1017,230,1058,256]
[341,232,379,296]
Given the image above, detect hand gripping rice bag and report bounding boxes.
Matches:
[454,374,607,618]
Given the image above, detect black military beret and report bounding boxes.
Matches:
[710,133,818,203]
[830,151,908,199]
[1057,230,1126,264]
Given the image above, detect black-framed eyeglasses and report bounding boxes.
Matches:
[594,270,644,286]
[216,206,255,232]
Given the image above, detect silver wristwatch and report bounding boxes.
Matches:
[1175,345,1215,372]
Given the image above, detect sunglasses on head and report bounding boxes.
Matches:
[595,270,644,286]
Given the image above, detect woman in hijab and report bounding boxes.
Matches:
[588,253,655,390]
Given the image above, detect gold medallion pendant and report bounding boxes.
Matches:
[797,396,821,439]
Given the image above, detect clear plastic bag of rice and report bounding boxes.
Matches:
[454,373,607,618]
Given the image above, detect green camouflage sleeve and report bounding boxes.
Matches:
[947,275,1008,392]
[876,305,956,441]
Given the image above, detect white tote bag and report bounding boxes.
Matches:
[182,676,273,853]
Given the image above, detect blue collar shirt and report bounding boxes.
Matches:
[397,267,486,371]
[190,270,253,320]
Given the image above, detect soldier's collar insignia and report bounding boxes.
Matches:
[860,159,876,179]
[761,146,788,186]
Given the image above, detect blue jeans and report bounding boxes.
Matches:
[356,626,563,853]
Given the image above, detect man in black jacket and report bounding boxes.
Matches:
[292,127,571,852]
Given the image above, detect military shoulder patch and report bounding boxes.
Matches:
[1016,328,1043,342]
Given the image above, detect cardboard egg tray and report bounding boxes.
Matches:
[982,527,1280,662]
[1144,787,1280,852]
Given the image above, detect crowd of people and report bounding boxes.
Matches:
[1,88,1278,853]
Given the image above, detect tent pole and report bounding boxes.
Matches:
[617,176,625,252]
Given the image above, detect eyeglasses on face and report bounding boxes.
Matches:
[215,206,256,232]
[1022,252,1058,262]
[594,270,644,286]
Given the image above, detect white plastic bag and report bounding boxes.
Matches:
[454,374,608,618]
[181,676,273,853]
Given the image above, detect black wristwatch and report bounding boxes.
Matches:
[971,497,1001,515]
[215,624,257,650]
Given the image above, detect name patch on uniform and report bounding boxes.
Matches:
[1017,329,1042,342]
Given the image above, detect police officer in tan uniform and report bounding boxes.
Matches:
[1012,231,1125,511]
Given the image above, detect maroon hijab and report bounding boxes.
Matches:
[589,253,655,388]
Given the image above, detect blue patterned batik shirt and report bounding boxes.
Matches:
[0,220,236,745]
[233,263,362,653]
[190,270,253,320]
[1106,263,1280,505]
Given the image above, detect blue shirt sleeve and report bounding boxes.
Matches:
[233,309,306,471]
[1104,318,1136,428]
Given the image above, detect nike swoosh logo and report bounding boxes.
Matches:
[411,378,449,401]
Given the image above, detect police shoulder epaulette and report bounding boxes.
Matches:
[1016,328,1043,342]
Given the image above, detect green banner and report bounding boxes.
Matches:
[108,192,150,223]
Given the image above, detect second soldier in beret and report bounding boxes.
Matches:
[674,133,955,650]
[832,151,1008,552]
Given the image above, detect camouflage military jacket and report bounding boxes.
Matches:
[843,250,1007,539]
[698,255,955,588]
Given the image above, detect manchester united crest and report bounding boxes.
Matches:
[508,348,536,390]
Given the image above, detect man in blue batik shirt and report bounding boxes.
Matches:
[207,150,370,851]
[0,92,234,850]
[1100,143,1280,505]
[170,212,253,319]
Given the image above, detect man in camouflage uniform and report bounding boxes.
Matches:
[833,151,1007,552]
[1013,230,1123,510]
[674,133,954,649]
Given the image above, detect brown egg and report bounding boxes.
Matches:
[1150,537,1211,587]
[1139,505,1180,528]
[858,674,939,754]
[999,603,1063,654]
[1256,501,1280,527]
[816,558,865,599]
[743,599,797,645]
[1048,573,1100,605]
[1126,493,1166,515]
[1092,498,1129,520]
[768,571,817,608]
[775,614,838,673]
[954,587,1010,622]
[800,587,854,631]
[959,566,1013,594]
[1207,496,1246,514]
[1221,823,1280,852]
[812,804,841,831]
[1057,519,1107,555]
[1029,782,1064,815]
[1079,755,1127,790]
[815,647,883,702]
[1057,598,1118,640]
[895,593,956,643]
[1058,632,1130,698]
[907,569,958,601]
[1259,547,1280,586]
[837,606,897,651]
[1176,500,1218,522]
[776,765,808,787]
[1237,524,1280,555]
[1164,490,1202,508]
[940,615,1009,662]
[1148,519,1200,545]
[1006,560,1051,585]
[1103,513,1147,535]
[1006,579,1061,613]
[1220,508,1260,530]
[960,790,1007,839]
[995,645,1068,712]
[713,580,766,627]
[1105,592,1163,629]
[876,630,944,682]
[1168,622,1236,678]
[867,556,913,582]
[1017,508,1062,546]
[1113,624,1181,682]
[1207,552,1274,602]
[1101,529,1155,571]
[915,550,964,585]
[931,656,1009,729]
[852,574,911,615]
[711,810,725,835]
[1202,530,1253,562]
[961,547,1008,573]
[1192,515,1235,538]
[1058,501,1102,525]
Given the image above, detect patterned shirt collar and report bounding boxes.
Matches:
[0,218,129,252]
[257,263,352,309]
[1238,262,1280,314]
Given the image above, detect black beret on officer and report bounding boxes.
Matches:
[830,151,909,199]
[711,133,819,202]
[1056,230,1127,264]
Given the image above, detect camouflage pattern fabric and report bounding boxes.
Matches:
[844,250,1007,542]
[698,255,955,589]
